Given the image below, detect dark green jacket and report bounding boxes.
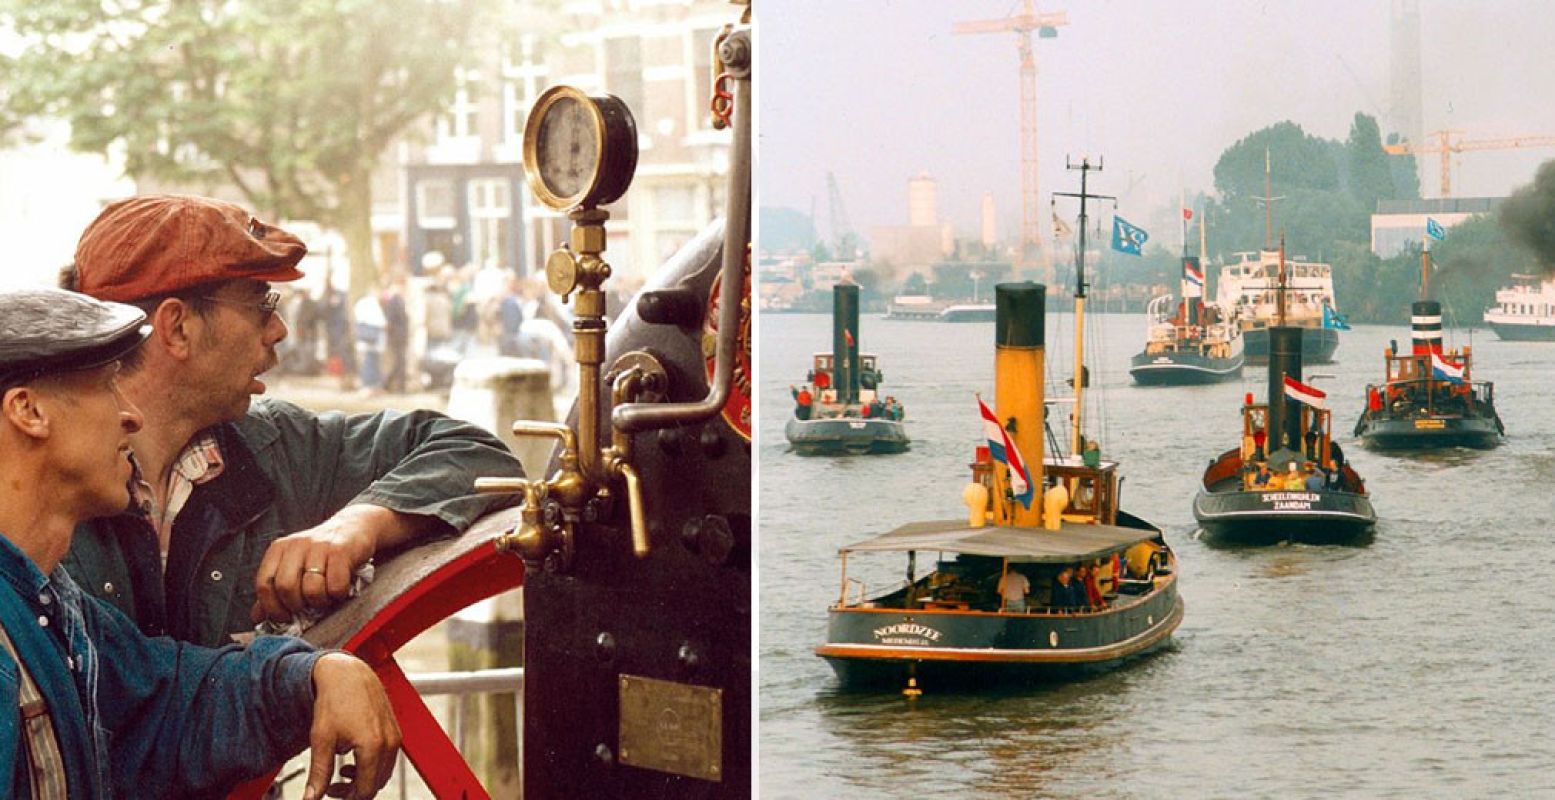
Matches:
[61,397,523,648]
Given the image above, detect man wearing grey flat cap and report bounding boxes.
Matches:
[0,287,399,800]
[59,194,523,647]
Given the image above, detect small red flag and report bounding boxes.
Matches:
[1182,207,1194,221]
[844,329,854,347]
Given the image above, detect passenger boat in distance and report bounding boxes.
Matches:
[817,163,1180,691]
[1194,240,1376,544]
[785,282,909,455]
[884,295,996,322]
[1355,245,1503,449]
[1218,248,1343,365]
[1217,152,1346,364]
[1484,274,1555,341]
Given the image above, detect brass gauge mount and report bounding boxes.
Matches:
[522,86,638,211]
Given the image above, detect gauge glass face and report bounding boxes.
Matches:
[535,95,599,201]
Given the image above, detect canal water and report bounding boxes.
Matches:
[759,309,1555,798]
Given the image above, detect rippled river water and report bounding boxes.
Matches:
[759,309,1555,798]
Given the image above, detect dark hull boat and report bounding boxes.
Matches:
[1354,301,1503,450]
[1129,349,1243,385]
[786,283,908,456]
[1194,254,1376,545]
[1195,449,1375,544]
[1355,417,1501,449]
[1130,256,1244,385]
[1242,325,1339,365]
[785,416,909,455]
[817,518,1181,687]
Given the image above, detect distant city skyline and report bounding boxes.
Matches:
[761,0,1555,252]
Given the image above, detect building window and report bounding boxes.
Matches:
[438,71,481,142]
[417,179,457,230]
[469,178,512,270]
[606,37,644,119]
[503,80,525,144]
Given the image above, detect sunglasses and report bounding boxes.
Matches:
[199,290,282,318]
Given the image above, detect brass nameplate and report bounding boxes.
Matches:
[618,674,722,782]
[1413,418,1446,429]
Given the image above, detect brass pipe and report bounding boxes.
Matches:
[617,461,649,558]
[610,367,645,461]
[509,420,577,462]
[578,350,603,482]
[474,477,531,494]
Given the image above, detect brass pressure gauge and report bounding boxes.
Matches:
[523,86,638,211]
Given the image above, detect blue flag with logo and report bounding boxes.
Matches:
[1426,217,1445,241]
[1112,216,1149,256]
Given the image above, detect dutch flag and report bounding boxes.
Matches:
[1431,352,1465,384]
[1283,376,1326,409]
[978,397,1035,509]
[1183,259,1204,291]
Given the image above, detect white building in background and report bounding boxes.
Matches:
[398,0,734,283]
[0,120,135,288]
[871,172,952,271]
[1370,197,1499,258]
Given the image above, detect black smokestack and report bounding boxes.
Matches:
[1411,300,1442,355]
[996,282,1045,347]
[833,283,861,404]
[1500,159,1555,273]
[1267,326,1303,454]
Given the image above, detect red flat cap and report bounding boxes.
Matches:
[74,194,307,302]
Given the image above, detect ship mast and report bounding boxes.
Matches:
[1255,146,1284,250]
[1053,157,1114,457]
[1277,234,1288,327]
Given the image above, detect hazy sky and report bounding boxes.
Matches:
[759,0,1555,247]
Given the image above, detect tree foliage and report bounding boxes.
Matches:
[0,0,492,294]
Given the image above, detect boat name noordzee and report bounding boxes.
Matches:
[873,623,943,643]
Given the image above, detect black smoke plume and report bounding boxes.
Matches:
[1500,159,1555,273]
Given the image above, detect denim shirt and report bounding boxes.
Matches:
[63,397,523,647]
[0,534,322,798]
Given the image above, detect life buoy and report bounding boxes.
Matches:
[813,370,831,389]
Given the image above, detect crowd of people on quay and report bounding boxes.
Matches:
[273,252,641,396]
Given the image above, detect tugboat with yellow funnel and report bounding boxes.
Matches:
[816,163,1180,689]
[1354,240,1503,449]
[1194,239,1376,543]
[785,282,908,455]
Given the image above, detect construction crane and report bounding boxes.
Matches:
[954,1,1068,281]
[825,171,856,260]
[1383,129,1555,198]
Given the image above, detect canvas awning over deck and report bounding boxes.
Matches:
[839,519,1155,564]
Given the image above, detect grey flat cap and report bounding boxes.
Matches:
[0,287,150,386]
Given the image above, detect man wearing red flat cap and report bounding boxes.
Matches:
[61,194,524,648]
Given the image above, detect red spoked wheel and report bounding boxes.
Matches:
[228,509,525,800]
